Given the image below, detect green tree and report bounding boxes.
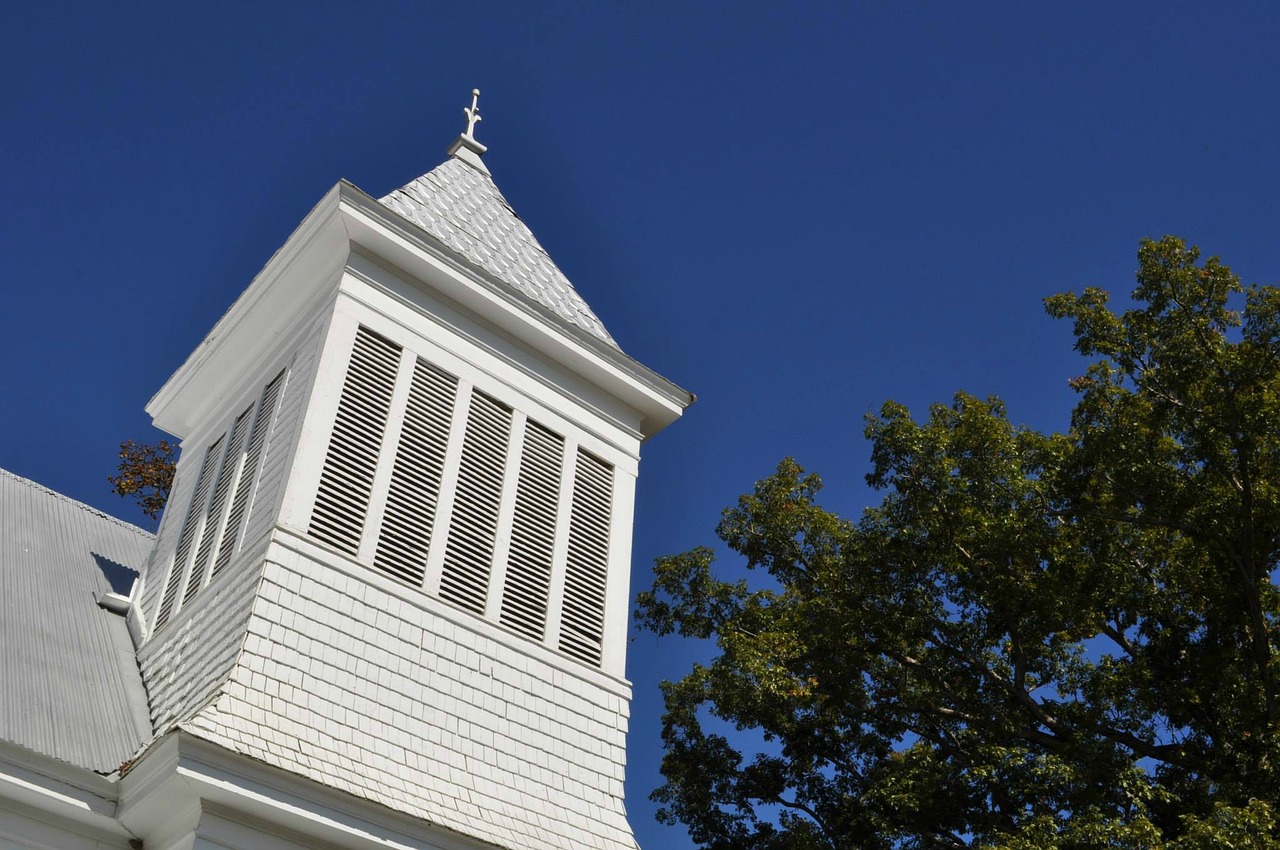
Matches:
[636,237,1280,849]
[109,439,175,520]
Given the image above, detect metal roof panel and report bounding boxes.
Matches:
[0,468,154,773]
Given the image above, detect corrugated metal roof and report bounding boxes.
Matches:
[380,156,619,348]
[0,467,154,773]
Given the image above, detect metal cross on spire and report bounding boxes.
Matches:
[463,89,482,140]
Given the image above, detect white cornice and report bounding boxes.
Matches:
[146,185,350,437]
[122,732,498,850]
[0,739,130,840]
[147,178,692,443]
[336,180,693,439]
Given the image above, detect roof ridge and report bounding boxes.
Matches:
[0,466,155,539]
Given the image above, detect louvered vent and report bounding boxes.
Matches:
[439,390,513,614]
[499,420,564,640]
[309,327,401,555]
[298,326,625,668]
[211,369,285,580]
[559,449,614,665]
[373,360,458,586]
[154,436,223,629]
[183,409,250,602]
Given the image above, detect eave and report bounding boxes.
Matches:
[147,180,693,441]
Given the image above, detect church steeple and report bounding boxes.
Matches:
[129,93,693,850]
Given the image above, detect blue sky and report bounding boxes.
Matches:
[3,2,1279,847]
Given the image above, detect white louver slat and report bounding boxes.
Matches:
[559,449,614,666]
[499,420,564,640]
[373,360,458,586]
[296,324,625,668]
[439,390,513,615]
[183,407,252,603]
[211,369,285,580]
[154,435,224,629]
[309,327,402,555]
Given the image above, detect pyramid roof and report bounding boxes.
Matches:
[379,154,618,348]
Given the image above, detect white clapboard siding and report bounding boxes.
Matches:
[499,420,565,640]
[154,435,225,629]
[558,449,614,665]
[212,369,286,580]
[183,406,253,602]
[309,327,402,555]
[373,360,459,586]
[438,389,513,615]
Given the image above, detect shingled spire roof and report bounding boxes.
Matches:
[378,91,618,348]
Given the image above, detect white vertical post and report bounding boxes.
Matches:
[599,468,637,677]
[278,309,361,532]
[542,443,580,654]
[483,412,528,622]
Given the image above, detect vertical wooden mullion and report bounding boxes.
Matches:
[483,412,528,621]
[422,382,476,596]
[357,348,419,563]
[541,442,580,652]
[283,311,360,532]
[598,470,635,675]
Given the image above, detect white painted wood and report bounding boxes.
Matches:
[336,275,644,468]
[600,468,638,677]
[334,189,690,437]
[278,309,361,533]
[186,409,252,601]
[422,382,475,597]
[497,418,566,640]
[155,433,226,628]
[122,142,696,850]
[0,800,130,850]
[241,322,324,546]
[216,368,285,575]
[356,347,418,564]
[482,412,527,621]
[372,359,459,587]
[205,404,257,580]
[558,448,614,666]
[541,443,579,656]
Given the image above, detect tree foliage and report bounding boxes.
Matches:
[109,439,175,520]
[636,237,1280,849]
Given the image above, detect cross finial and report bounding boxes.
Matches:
[463,89,482,140]
[448,87,490,175]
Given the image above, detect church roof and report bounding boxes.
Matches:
[0,467,154,773]
[379,155,619,348]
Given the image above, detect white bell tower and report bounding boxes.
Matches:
[127,91,692,850]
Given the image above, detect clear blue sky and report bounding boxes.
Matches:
[3,2,1279,847]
